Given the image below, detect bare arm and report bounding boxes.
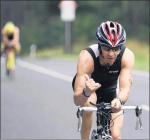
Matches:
[1,29,8,45]
[118,48,135,104]
[1,26,20,46]
[73,50,93,106]
[14,26,20,43]
[73,49,101,106]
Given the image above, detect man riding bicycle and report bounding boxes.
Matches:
[72,21,135,140]
[1,21,21,73]
[1,21,21,57]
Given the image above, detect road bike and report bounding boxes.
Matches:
[77,102,143,140]
[5,45,16,78]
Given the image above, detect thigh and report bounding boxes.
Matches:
[110,110,124,133]
[80,92,97,107]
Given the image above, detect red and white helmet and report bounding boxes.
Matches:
[96,21,126,48]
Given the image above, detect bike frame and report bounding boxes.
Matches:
[5,47,16,77]
[77,102,143,140]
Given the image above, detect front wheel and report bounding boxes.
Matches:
[91,129,99,140]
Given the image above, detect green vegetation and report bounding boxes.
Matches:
[126,39,149,72]
[36,47,78,61]
[2,1,149,72]
[1,1,149,53]
[35,39,149,72]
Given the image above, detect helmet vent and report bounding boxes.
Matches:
[110,22,114,27]
[111,29,115,36]
[116,24,120,34]
[105,24,110,35]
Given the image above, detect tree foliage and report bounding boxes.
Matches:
[1,1,149,53]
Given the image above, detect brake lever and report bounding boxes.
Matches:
[77,108,83,132]
[135,106,143,130]
[135,116,143,130]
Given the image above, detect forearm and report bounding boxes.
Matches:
[118,69,133,104]
[73,74,88,106]
[117,87,131,104]
[74,91,89,106]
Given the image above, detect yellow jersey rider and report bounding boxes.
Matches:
[1,21,21,54]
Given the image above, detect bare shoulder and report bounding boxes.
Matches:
[77,49,94,75]
[121,48,135,68]
[123,48,135,59]
[15,26,20,33]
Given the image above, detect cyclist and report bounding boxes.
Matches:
[1,21,21,57]
[72,21,135,140]
[1,21,21,73]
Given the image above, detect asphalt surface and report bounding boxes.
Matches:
[1,57,149,139]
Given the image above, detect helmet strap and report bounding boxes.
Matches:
[98,43,111,70]
[98,43,105,59]
[98,43,102,54]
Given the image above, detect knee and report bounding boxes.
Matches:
[111,131,121,140]
[84,92,97,106]
[82,93,97,118]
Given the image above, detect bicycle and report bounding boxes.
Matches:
[5,45,16,78]
[77,102,143,140]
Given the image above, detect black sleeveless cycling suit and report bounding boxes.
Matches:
[72,44,125,103]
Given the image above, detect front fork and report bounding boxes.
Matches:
[91,110,112,139]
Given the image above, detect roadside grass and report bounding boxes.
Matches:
[126,39,149,72]
[36,47,78,61]
[35,39,149,72]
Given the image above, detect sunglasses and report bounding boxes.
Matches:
[101,46,121,52]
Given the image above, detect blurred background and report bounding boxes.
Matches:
[1,0,149,71]
[1,1,149,139]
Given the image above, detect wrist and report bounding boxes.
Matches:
[82,89,90,97]
[117,97,125,105]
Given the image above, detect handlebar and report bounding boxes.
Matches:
[77,102,143,132]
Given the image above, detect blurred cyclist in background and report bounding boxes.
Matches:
[72,21,135,139]
[1,21,21,56]
[1,21,21,75]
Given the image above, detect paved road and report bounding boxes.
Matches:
[1,58,149,139]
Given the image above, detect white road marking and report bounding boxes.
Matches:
[17,59,72,82]
[1,58,149,112]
